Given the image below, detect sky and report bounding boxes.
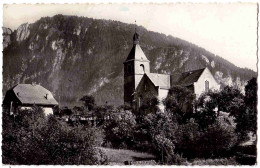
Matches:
[3,3,258,71]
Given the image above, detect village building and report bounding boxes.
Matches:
[3,83,59,116]
[124,31,220,110]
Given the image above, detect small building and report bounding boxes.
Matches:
[3,84,59,116]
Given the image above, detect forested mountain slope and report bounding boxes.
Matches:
[3,15,256,107]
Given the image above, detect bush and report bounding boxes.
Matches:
[175,119,202,159]
[175,116,237,159]
[197,120,237,158]
[94,148,109,165]
[2,106,107,165]
[103,110,136,149]
[154,134,175,164]
[136,111,178,164]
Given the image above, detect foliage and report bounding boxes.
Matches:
[135,111,178,164]
[226,78,257,141]
[2,106,107,165]
[60,106,73,116]
[217,86,244,112]
[163,85,195,124]
[194,92,218,130]
[103,110,136,148]
[175,118,237,159]
[80,95,95,111]
[244,77,257,134]
[139,91,160,115]
[198,120,237,158]
[154,134,175,164]
[175,119,202,158]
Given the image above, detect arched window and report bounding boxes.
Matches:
[140,64,145,73]
[205,80,209,92]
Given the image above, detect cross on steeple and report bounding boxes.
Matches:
[135,20,136,32]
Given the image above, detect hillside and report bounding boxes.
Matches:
[3,14,257,107]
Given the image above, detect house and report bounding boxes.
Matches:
[124,31,220,111]
[3,83,59,116]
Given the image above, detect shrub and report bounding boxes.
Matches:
[175,116,237,159]
[163,85,195,124]
[154,134,175,164]
[2,106,107,165]
[197,120,238,158]
[136,111,178,164]
[94,148,109,165]
[175,119,202,159]
[103,110,136,148]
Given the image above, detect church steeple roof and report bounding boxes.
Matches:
[133,32,140,45]
[133,20,140,45]
[124,29,149,63]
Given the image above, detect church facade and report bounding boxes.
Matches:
[124,31,220,110]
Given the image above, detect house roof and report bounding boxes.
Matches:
[11,84,58,105]
[146,73,171,89]
[124,44,149,62]
[171,68,205,86]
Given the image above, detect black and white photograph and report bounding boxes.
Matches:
[1,1,258,165]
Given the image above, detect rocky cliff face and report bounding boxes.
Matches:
[3,15,256,107]
[3,27,12,49]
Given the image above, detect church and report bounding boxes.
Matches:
[124,31,220,110]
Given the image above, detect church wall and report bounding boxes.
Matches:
[134,60,150,89]
[158,88,169,101]
[135,74,144,89]
[194,68,220,97]
[158,88,169,111]
[134,60,150,74]
[134,75,158,109]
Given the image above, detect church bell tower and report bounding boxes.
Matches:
[123,29,150,107]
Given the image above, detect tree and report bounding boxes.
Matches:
[175,119,202,159]
[244,77,257,134]
[61,106,73,116]
[136,111,178,164]
[194,91,219,130]
[139,91,160,116]
[2,106,108,165]
[103,110,136,148]
[198,120,237,158]
[80,95,95,111]
[218,86,244,113]
[163,85,195,124]
[228,78,257,140]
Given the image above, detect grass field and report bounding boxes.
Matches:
[99,147,157,165]
[190,157,238,165]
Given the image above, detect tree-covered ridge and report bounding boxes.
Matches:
[3,14,256,107]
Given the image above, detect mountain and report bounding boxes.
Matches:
[3,14,257,107]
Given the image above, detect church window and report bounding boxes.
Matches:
[144,84,147,91]
[140,64,145,73]
[205,80,209,92]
